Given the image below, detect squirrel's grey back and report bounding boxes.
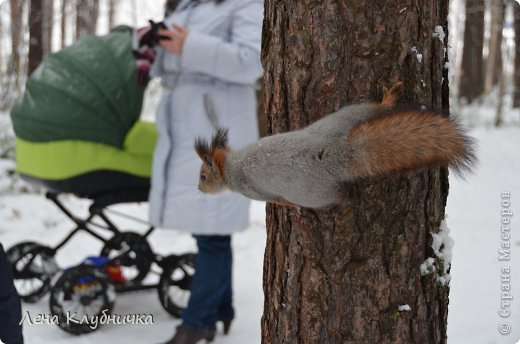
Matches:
[224,103,380,207]
[304,103,380,137]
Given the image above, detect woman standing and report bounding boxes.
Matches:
[148,0,263,343]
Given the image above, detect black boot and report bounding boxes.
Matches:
[162,324,216,344]
[218,318,232,335]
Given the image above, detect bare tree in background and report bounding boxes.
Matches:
[75,0,99,40]
[460,0,485,103]
[61,0,67,47]
[108,0,118,31]
[42,0,54,56]
[485,0,505,95]
[0,3,3,77]
[514,2,520,107]
[28,0,44,75]
[261,0,451,342]
[9,0,25,87]
[0,0,25,109]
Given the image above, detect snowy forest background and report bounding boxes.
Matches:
[0,0,519,343]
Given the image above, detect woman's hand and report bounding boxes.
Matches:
[159,23,189,54]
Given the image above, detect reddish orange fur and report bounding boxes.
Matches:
[380,81,403,106]
[209,149,229,180]
[347,110,467,178]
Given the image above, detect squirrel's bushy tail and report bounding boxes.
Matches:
[346,110,477,179]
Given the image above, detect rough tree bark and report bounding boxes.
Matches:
[28,0,44,75]
[459,0,485,103]
[261,1,451,343]
[75,0,99,40]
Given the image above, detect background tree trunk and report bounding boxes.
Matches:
[261,1,450,343]
[28,0,44,75]
[495,64,505,127]
[0,4,3,78]
[9,0,24,87]
[42,0,54,56]
[513,2,520,107]
[75,0,98,40]
[459,0,485,103]
[61,0,66,47]
[484,0,505,95]
[108,0,117,31]
[1,0,25,109]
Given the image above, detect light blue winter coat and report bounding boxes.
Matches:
[148,0,263,234]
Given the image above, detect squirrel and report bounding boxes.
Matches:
[194,82,477,209]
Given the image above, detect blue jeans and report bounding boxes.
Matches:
[0,243,23,344]
[182,235,234,332]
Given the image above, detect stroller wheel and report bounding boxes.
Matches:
[6,241,59,303]
[100,232,153,284]
[158,253,196,318]
[50,264,115,335]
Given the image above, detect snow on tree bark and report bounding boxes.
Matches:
[261,1,450,343]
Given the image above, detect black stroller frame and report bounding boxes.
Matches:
[46,191,155,255]
[7,189,196,335]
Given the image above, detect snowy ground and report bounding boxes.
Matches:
[446,127,520,344]
[1,122,520,343]
[0,197,266,344]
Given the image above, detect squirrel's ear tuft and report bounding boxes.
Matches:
[194,137,210,160]
[203,154,213,167]
[381,80,403,106]
[211,128,229,151]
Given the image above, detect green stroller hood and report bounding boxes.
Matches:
[11,26,145,148]
[11,27,157,193]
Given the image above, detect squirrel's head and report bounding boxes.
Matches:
[194,128,230,194]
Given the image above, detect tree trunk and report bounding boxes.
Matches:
[495,63,505,127]
[75,0,98,40]
[61,0,67,47]
[9,0,24,87]
[0,5,3,78]
[261,1,451,343]
[513,2,520,107]
[484,0,505,95]
[28,0,44,75]
[42,0,54,56]
[108,0,117,31]
[459,0,485,103]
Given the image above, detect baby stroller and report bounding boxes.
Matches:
[7,27,195,334]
